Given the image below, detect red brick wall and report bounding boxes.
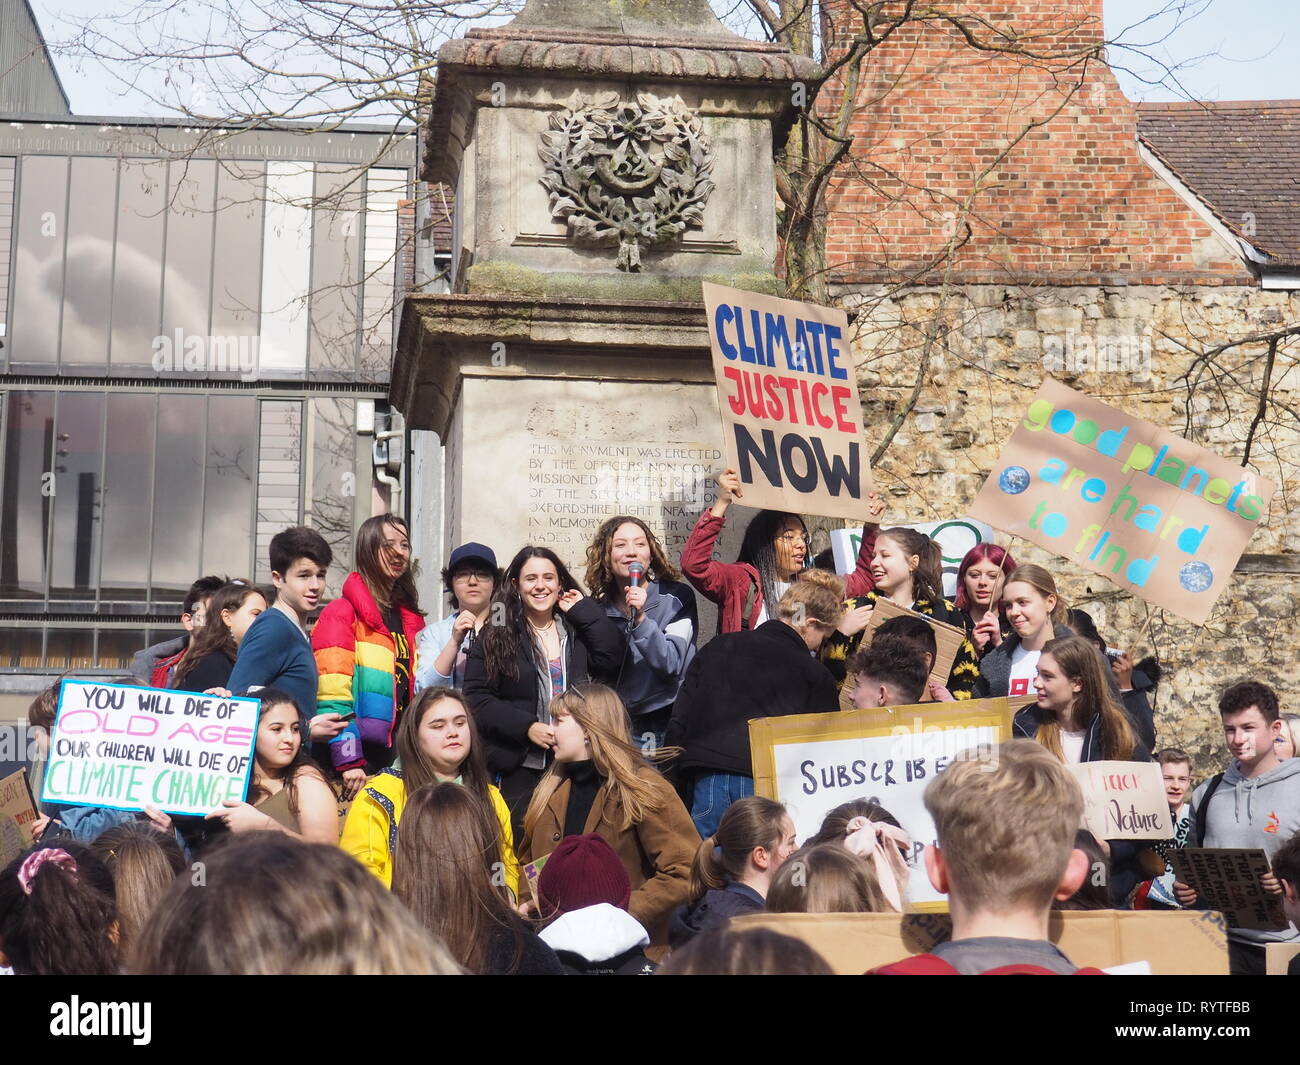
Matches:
[819,0,1253,285]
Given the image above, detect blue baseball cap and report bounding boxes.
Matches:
[447,542,497,571]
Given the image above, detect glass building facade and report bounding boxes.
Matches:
[0,119,416,679]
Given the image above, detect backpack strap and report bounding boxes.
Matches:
[1193,772,1225,848]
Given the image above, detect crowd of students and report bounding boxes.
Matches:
[4,470,1296,976]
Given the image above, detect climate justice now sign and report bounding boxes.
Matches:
[42,680,259,817]
[970,380,1274,625]
[703,283,873,519]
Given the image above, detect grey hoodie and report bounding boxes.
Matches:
[1189,755,1300,947]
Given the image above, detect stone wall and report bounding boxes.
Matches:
[833,279,1300,770]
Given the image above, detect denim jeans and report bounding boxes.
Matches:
[690,771,755,839]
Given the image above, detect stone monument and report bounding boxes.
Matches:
[392,0,819,630]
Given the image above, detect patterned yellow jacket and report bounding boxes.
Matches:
[820,590,980,700]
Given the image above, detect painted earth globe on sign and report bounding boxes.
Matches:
[1179,561,1214,594]
[998,466,1031,495]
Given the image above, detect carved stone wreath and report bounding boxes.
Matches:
[539,90,715,271]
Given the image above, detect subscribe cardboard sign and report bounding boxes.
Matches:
[703,283,873,520]
[971,380,1274,624]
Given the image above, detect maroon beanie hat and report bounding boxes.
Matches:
[536,833,631,917]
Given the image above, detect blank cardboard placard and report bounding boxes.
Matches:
[702,282,873,520]
[749,698,1012,910]
[731,909,1230,975]
[860,596,967,696]
[1171,848,1288,930]
[1266,943,1300,975]
[970,379,1274,624]
[1070,760,1174,840]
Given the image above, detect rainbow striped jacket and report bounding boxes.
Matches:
[312,572,425,771]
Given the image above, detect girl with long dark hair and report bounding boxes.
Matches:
[1015,636,1145,764]
[821,527,980,698]
[153,689,339,849]
[463,546,625,840]
[172,580,266,692]
[340,686,519,895]
[312,514,426,795]
[680,467,886,634]
[585,515,697,748]
[392,783,561,975]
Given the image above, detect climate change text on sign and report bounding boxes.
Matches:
[42,680,258,817]
[703,283,873,519]
[970,379,1274,625]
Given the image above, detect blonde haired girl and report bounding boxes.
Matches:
[520,683,699,944]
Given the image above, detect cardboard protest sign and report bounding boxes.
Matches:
[838,596,967,710]
[831,518,995,599]
[0,769,39,868]
[1069,760,1174,840]
[1171,848,1288,930]
[970,379,1274,624]
[522,854,550,907]
[749,698,1012,909]
[1266,943,1300,975]
[42,680,259,818]
[702,282,872,520]
[732,909,1230,975]
[862,598,966,696]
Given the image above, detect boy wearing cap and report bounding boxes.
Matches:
[415,543,502,691]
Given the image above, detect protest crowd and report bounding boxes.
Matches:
[3,466,1296,979]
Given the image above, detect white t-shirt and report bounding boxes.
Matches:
[1008,644,1041,700]
[753,580,791,628]
[1061,728,1087,764]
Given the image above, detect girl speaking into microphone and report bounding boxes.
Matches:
[585,516,698,751]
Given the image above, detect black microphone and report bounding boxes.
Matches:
[627,561,644,589]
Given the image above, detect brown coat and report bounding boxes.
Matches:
[521,765,700,943]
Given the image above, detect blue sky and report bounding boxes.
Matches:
[33,0,1300,116]
[1104,0,1298,100]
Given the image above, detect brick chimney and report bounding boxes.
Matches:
[819,0,1251,285]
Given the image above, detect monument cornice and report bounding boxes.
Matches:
[393,292,716,432]
[425,29,821,186]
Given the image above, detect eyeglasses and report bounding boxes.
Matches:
[776,532,811,546]
[452,568,495,582]
[563,685,588,704]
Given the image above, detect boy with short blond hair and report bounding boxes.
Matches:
[872,739,1095,974]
